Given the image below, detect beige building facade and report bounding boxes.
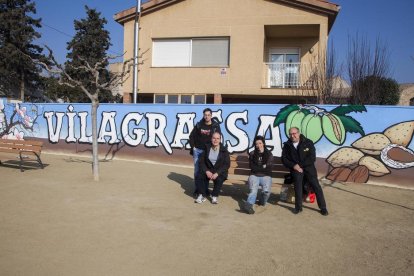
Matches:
[114,0,340,104]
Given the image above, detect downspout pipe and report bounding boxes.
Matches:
[132,0,142,104]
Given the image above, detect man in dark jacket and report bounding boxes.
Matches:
[189,108,221,195]
[195,132,230,204]
[281,127,328,215]
[243,136,273,214]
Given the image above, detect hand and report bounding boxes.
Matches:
[206,171,213,179]
[293,164,303,173]
[211,173,218,180]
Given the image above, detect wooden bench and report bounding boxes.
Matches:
[0,139,44,172]
[227,154,290,186]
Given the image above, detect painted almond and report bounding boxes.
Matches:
[346,165,369,183]
[358,156,390,176]
[326,147,365,168]
[326,167,352,182]
[351,133,391,155]
[383,121,414,147]
[380,144,414,169]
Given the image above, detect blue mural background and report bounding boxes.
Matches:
[1,99,413,158]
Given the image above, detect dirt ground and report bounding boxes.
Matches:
[0,153,413,276]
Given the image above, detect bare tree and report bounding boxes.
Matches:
[298,41,345,104]
[347,33,391,104]
[34,47,133,181]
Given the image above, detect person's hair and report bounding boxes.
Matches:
[203,108,212,115]
[212,131,221,138]
[289,127,300,134]
[254,135,266,146]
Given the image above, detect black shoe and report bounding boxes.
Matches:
[292,208,303,214]
[321,209,329,216]
[243,201,255,214]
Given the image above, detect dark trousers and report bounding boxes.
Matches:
[292,171,326,211]
[196,174,225,197]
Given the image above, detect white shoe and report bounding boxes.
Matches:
[212,196,218,204]
[195,194,206,204]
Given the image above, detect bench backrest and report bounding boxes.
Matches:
[0,139,43,154]
[228,154,289,179]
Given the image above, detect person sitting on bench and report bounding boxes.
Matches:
[243,135,273,214]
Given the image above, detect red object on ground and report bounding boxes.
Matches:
[309,192,316,203]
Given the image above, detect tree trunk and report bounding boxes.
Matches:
[91,99,99,181]
[20,72,25,101]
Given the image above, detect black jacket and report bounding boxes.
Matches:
[249,148,273,177]
[189,118,221,150]
[281,134,317,177]
[199,143,230,179]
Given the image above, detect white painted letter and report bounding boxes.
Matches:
[145,113,172,154]
[66,105,77,143]
[78,112,92,143]
[171,113,196,149]
[98,112,120,144]
[254,115,282,156]
[225,111,249,153]
[44,111,65,143]
[121,112,146,146]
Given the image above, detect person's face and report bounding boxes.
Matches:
[289,128,300,143]
[203,111,212,123]
[255,140,264,152]
[211,133,221,147]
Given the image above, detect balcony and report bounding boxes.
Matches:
[264,62,319,89]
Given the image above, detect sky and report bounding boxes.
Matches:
[33,0,414,83]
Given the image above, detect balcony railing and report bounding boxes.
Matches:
[264,62,314,89]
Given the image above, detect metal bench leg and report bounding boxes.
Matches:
[19,152,24,172]
[34,152,44,169]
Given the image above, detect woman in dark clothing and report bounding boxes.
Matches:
[195,132,230,204]
[243,136,273,214]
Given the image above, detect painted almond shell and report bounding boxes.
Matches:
[358,156,390,176]
[380,144,414,169]
[383,121,414,147]
[326,147,365,168]
[351,133,391,155]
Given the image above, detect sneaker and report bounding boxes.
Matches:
[195,194,206,204]
[321,209,329,216]
[243,201,255,214]
[212,196,218,204]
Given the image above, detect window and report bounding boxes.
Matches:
[194,95,205,104]
[153,94,206,104]
[168,95,179,104]
[154,94,166,103]
[181,95,192,104]
[152,37,229,67]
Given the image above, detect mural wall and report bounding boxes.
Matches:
[1,99,413,186]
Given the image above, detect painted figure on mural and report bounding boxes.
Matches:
[242,135,274,215]
[189,108,221,196]
[281,127,329,216]
[195,132,230,204]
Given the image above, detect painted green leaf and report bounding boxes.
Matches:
[273,104,300,126]
[338,115,365,136]
[302,109,311,116]
[330,105,367,116]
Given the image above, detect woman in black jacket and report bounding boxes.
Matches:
[195,132,230,204]
[243,136,273,214]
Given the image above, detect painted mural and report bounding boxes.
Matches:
[1,98,413,185]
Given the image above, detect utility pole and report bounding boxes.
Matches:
[132,0,142,104]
